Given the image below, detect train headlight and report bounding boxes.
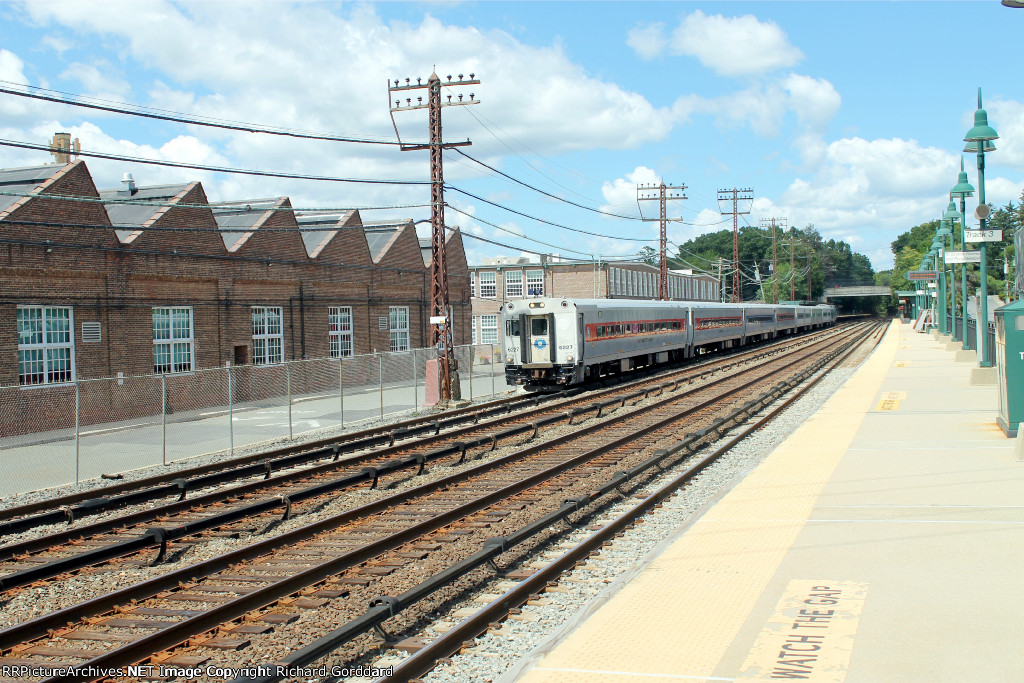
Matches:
[506,355,514,363]
[566,354,574,362]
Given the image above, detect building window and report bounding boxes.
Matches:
[469,273,476,298]
[153,307,194,374]
[479,272,496,298]
[481,315,498,344]
[389,306,410,352]
[17,306,74,385]
[526,270,544,296]
[505,270,523,298]
[329,306,353,358]
[471,316,478,345]
[252,306,283,365]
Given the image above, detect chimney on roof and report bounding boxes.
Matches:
[121,172,137,195]
[49,132,80,164]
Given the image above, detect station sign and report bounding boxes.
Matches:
[965,229,1002,242]
[944,251,982,264]
[908,270,938,281]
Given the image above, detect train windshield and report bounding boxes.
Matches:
[506,319,520,337]
[531,317,548,336]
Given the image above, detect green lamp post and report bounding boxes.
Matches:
[964,88,999,366]
[931,238,947,334]
[937,223,953,335]
[918,257,930,321]
[945,185,970,345]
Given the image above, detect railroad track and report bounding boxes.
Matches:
[0,322,874,682]
[0,328,845,593]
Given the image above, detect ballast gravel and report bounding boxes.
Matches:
[373,366,859,683]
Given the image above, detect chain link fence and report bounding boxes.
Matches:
[0,343,510,496]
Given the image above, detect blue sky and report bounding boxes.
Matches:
[1,1,1022,271]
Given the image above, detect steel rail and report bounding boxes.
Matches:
[372,322,885,683]
[21,326,862,681]
[230,323,881,682]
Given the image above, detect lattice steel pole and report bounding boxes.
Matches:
[637,181,686,299]
[760,217,787,304]
[718,187,753,302]
[389,71,479,402]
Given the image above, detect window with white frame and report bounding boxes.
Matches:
[618,269,625,296]
[469,273,476,298]
[481,315,498,344]
[17,306,74,385]
[389,306,410,352]
[471,316,478,345]
[479,272,496,298]
[153,307,194,374]
[252,306,284,365]
[526,270,544,296]
[329,306,354,358]
[505,270,523,298]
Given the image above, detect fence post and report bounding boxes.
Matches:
[379,352,384,420]
[339,358,345,428]
[161,374,167,466]
[227,364,234,457]
[286,363,293,439]
[74,380,81,484]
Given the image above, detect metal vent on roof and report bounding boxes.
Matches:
[82,322,101,343]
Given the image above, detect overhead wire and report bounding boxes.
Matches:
[0,80,414,146]
[0,139,430,186]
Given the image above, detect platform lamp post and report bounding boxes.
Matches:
[918,256,930,322]
[936,223,953,334]
[942,189,966,348]
[930,238,947,334]
[964,88,999,366]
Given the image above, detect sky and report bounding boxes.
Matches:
[1,0,1022,272]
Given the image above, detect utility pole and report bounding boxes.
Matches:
[637,181,686,299]
[760,217,787,304]
[718,187,754,302]
[389,71,479,403]
[789,235,796,301]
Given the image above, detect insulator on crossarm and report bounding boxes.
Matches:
[458,73,463,80]
[405,78,410,85]
[458,94,463,101]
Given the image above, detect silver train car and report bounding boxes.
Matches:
[501,297,837,389]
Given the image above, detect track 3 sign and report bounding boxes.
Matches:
[908,270,938,281]
[944,251,982,264]
[965,229,1002,242]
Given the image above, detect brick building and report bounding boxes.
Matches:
[0,161,470,403]
[468,256,720,346]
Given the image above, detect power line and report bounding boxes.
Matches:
[0,139,430,185]
[445,185,659,243]
[0,81,413,146]
[0,189,432,213]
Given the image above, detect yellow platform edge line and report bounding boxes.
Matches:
[516,322,901,683]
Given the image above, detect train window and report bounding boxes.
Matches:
[616,324,623,335]
[585,327,591,340]
[597,325,605,337]
[673,321,680,330]
[531,317,548,336]
[506,320,520,337]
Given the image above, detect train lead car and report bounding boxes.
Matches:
[501,297,836,390]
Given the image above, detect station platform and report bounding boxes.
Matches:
[513,320,1024,682]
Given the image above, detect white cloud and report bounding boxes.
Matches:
[59,61,130,100]
[600,166,662,215]
[626,22,667,61]
[668,10,804,77]
[782,74,840,132]
[988,98,1024,170]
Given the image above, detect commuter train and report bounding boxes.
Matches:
[501,298,837,390]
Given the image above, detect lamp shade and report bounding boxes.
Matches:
[937,223,952,238]
[950,157,975,198]
[943,200,961,221]
[964,88,999,142]
[963,140,997,154]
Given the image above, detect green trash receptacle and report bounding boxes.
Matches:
[994,299,1024,437]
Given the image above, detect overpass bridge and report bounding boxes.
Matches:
[822,284,891,298]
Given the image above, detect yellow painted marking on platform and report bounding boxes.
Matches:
[517,322,900,683]
[880,391,907,400]
[894,361,910,367]
[875,399,900,411]
[736,580,868,682]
